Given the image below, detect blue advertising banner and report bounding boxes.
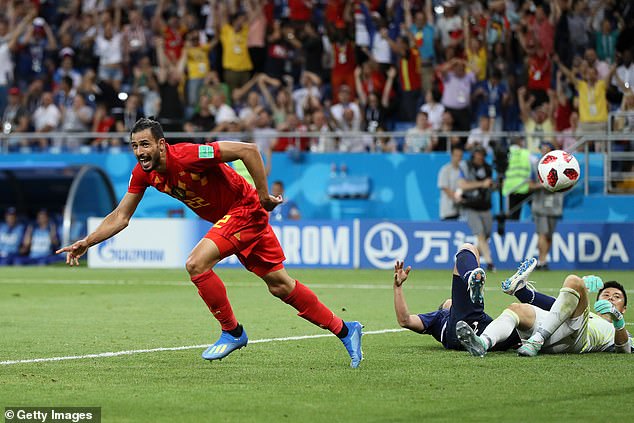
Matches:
[88,218,633,270]
[356,221,632,270]
[209,220,633,270]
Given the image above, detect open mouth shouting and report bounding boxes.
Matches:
[138,154,154,171]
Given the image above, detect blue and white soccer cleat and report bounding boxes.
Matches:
[501,258,538,295]
[517,338,543,357]
[340,321,364,368]
[467,268,486,304]
[456,321,487,357]
[202,329,248,361]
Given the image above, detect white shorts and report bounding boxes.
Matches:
[518,305,589,354]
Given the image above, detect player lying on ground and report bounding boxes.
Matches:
[393,243,521,351]
[456,261,631,356]
[57,118,363,368]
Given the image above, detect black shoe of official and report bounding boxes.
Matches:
[535,263,550,271]
[486,263,496,272]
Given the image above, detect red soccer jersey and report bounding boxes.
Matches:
[127,142,262,223]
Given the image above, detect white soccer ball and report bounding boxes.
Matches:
[537,150,581,192]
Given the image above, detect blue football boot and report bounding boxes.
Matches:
[340,321,364,368]
[202,328,248,361]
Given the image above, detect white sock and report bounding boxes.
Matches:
[480,309,520,350]
[534,287,580,342]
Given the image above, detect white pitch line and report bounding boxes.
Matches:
[0,278,573,293]
[0,328,406,366]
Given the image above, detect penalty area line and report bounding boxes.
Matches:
[0,328,407,366]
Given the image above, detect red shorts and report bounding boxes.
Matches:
[204,206,285,277]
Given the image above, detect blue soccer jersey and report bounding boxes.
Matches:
[418,309,450,346]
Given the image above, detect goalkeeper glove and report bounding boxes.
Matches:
[594,299,625,330]
[582,275,603,292]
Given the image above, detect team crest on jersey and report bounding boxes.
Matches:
[199,145,214,158]
[171,186,187,200]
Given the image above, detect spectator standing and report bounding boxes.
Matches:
[246,0,267,74]
[439,58,475,132]
[300,21,324,79]
[567,0,590,58]
[94,21,124,92]
[331,31,356,104]
[355,66,393,135]
[122,8,151,66]
[595,18,621,64]
[386,35,423,122]
[458,146,495,270]
[404,0,435,93]
[0,13,33,115]
[437,147,463,221]
[557,55,615,152]
[218,5,254,93]
[464,18,487,82]
[613,49,634,96]
[183,29,213,108]
[16,16,58,86]
[529,2,555,57]
[472,69,507,133]
[155,36,185,133]
[152,0,185,66]
[524,42,552,108]
[435,0,463,54]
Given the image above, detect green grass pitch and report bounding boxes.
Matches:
[1,266,633,422]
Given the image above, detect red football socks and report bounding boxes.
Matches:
[282,281,344,334]
[191,269,238,332]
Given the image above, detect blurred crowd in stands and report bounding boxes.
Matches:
[0,0,632,154]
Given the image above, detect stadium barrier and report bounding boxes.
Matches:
[87,218,633,271]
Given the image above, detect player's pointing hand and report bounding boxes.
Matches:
[56,239,89,266]
[260,194,283,211]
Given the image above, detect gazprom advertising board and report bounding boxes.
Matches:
[88,218,632,270]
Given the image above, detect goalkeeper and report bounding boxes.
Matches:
[456,262,631,356]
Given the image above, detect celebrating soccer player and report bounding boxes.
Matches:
[57,118,363,368]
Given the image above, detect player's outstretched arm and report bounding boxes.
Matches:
[56,192,144,266]
[217,141,283,211]
[393,261,425,332]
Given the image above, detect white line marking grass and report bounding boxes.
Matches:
[0,278,567,293]
[0,329,406,366]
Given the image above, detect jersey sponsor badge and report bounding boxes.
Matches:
[171,187,186,200]
[199,145,214,158]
